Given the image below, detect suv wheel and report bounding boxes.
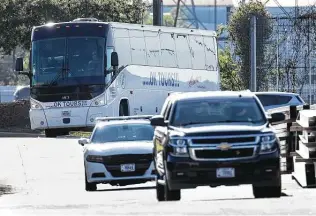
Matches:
[253,185,281,198]
[85,173,97,192]
[164,181,181,201]
[156,178,165,201]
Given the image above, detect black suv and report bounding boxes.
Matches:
[150,91,282,201]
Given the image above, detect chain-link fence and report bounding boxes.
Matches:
[257,13,316,103]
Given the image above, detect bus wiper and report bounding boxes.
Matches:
[45,61,69,86]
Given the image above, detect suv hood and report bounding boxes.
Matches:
[171,123,270,135]
[84,140,153,156]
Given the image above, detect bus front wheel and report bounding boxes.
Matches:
[44,129,69,138]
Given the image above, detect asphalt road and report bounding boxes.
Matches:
[0,138,316,215]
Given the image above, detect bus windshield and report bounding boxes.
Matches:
[31,37,105,86]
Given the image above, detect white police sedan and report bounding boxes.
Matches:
[78,115,156,191]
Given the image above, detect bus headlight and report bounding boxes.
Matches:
[169,139,189,157]
[90,94,105,107]
[30,100,43,110]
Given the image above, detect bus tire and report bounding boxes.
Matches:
[45,129,57,138]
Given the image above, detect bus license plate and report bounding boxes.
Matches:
[62,111,71,117]
[121,164,135,172]
[216,168,235,178]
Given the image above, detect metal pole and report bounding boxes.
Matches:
[153,0,162,26]
[250,16,257,91]
[160,0,163,25]
[276,18,279,91]
[309,17,312,104]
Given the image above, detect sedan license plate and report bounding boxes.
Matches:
[120,164,135,172]
[62,111,71,117]
[216,168,235,178]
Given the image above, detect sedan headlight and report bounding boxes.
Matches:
[259,134,277,154]
[86,155,103,163]
[169,138,189,157]
[90,94,105,107]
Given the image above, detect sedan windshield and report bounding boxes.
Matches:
[90,123,154,143]
[171,97,266,127]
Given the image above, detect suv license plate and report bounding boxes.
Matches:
[121,164,135,172]
[216,168,235,178]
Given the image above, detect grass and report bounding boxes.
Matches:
[69,131,91,138]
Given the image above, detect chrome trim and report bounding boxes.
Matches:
[168,133,277,161]
[189,145,257,161]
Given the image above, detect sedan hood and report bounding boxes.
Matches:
[84,140,153,156]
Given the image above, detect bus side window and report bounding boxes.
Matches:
[106,47,114,85]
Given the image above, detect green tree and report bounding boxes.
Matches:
[143,13,175,26]
[0,0,149,54]
[218,46,243,91]
[228,1,272,90]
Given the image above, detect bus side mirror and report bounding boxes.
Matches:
[15,57,24,72]
[111,52,118,67]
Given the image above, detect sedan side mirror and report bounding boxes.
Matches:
[78,138,89,146]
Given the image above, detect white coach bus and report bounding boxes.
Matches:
[15,18,220,137]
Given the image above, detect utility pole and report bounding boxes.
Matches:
[153,0,163,26]
[276,17,279,91]
[250,16,257,92]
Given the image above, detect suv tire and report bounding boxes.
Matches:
[253,185,281,198]
[164,181,181,201]
[156,178,165,201]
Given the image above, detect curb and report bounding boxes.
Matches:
[0,132,45,138]
[0,132,81,138]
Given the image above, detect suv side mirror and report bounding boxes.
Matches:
[269,112,286,124]
[15,57,24,72]
[78,138,89,146]
[111,52,118,67]
[150,115,168,127]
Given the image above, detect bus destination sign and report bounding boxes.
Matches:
[47,100,89,108]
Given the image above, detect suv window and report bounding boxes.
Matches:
[170,97,266,126]
[256,94,292,106]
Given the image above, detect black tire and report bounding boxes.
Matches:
[45,129,57,138]
[253,185,281,198]
[164,181,181,201]
[85,173,97,192]
[156,178,165,201]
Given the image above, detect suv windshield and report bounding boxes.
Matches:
[171,97,266,127]
[91,123,154,143]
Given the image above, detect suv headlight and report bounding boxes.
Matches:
[90,94,105,107]
[30,100,43,110]
[86,155,103,163]
[169,138,189,157]
[259,134,277,154]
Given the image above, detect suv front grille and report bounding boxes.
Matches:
[187,134,259,161]
[192,137,256,144]
[194,148,254,159]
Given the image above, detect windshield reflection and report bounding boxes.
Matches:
[171,98,266,127]
[31,37,105,86]
[91,124,154,143]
